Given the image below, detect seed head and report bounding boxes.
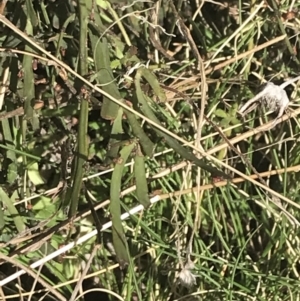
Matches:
[238,76,300,120]
[178,261,196,287]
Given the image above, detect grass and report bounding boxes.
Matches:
[0,0,300,300]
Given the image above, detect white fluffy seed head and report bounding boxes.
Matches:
[259,82,289,112]
[238,81,290,118]
[178,261,196,287]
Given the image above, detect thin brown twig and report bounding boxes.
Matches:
[158,164,300,199]
[169,0,201,70]
[0,0,7,15]
[69,245,100,301]
[148,7,174,60]
[0,286,5,300]
[27,265,43,301]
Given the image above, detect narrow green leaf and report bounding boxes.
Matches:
[0,202,4,231]
[110,141,136,267]
[22,11,39,130]
[134,145,151,208]
[124,109,155,157]
[89,31,120,120]
[1,117,18,184]
[106,107,124,160]
[25,0,38,28]
[140,68,167,102]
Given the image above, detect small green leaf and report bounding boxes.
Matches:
[0,188,26,233]
[230,117,240,125]
[111,59,121,69]
[32,196,52,211]
[220,119,229,127]
[28,162,45,185]
[214,109,228,118]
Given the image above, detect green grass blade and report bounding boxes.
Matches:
[0,144,41,161]
[22,3,39,130]
[1,117,18,184]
